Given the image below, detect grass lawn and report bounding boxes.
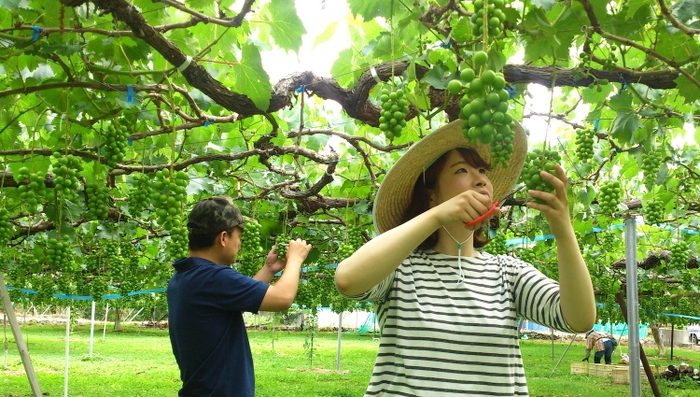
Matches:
[2,323,700,396]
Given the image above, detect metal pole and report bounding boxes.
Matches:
[89,300,96,355]
[64,306,70,397]
[102,303,109,341]
[548,334,578,377]
[0,273,42,396]
[551,328,554,360]
[336,312,342,373]
[625,216,641,397]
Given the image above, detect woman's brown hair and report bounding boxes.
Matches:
[400,147,494,250]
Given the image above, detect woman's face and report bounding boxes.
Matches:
[428,150,493,206]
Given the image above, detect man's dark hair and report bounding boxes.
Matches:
[188,226,238,251]
[187,196,246,251]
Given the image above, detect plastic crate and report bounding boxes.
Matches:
[589,363,613,378]
[570,362,589,375]
[612,366,629,384]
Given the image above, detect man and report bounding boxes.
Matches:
[167,196,312,397]
[583,329,616,365]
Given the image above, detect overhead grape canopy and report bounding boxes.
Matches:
[0,0,698,324]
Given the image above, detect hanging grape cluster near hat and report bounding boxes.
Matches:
[372,119,528,234]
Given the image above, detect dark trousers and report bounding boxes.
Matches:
[594,340,614,364]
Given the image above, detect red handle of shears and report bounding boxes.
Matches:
[464,201,498,228]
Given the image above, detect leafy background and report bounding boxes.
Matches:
[0,0,698,334]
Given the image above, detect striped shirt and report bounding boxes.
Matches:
[339,250,575,397]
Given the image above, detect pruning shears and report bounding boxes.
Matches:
[464,184,525,228]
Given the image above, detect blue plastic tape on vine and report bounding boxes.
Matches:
[126,84,134,104]
[618,73,627,91]
[594,118,600,132]
[127,136,133,146]
[439,41,451,49]
[295,85,306,93]
[31,26,40,42]
[505,84,516,99]
[204,118,214,127]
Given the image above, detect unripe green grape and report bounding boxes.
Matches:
[598,180,622,214]
[484,233,507,255]
[50,154,84,201]
[669,241,689,269]
[458,60,514,168]
[104,123,130,167]
[86,184,111,220]
[0,208,15,245]
[644,200,664,225]
[166,225,189,262]
[236,219,264,277]
[519,149,561,197]
[575,128,595,160]
[377,85,408,140]
[641,148,664,187]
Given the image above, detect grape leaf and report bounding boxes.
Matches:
[232,43,272,111]
[674,67,700,102]
[347,0,393,19]
[611,110,642,144]
[313,21,339,50]
[532,0,556,11]
[264,0,306,53]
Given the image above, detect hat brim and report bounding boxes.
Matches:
[373,119,527,234]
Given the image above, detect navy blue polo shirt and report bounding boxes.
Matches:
[167,257,269,397]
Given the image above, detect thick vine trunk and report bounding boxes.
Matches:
[650,324,666,356]
[114,306,122,330]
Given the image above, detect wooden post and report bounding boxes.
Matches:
[0,273,43,397]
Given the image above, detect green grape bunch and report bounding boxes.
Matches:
[641,148,664,187]
[517,247,537,264]
[519,149,561,195]
[484,232,507,255]
[599,232,616,254]
[0,208,15,245]
[644,200,664,225]
[50,152,84,201]
[86,184,111,220]
[598,181,622,214]
[46,237,75,271]
[336,225,364,263]
[337,243,354,262]
[347,226,364,248]
[669,241,689,269]
[103,123,130,167]
[150,169,189,230]
[166,225,189,262]
[469,0,508,40]
[235,219,264,277]
[575,128,595,160]
[14,167,50,213]
[127,173,154,217]
[275,235,292,261]
[378,86,409,140]
[457,51,515,168]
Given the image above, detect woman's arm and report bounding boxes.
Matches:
[527,165,596,333]
[335,190,491,296]
[335,208,440,296]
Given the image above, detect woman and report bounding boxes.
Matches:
[584,329,616,365]
[335,120,596,396]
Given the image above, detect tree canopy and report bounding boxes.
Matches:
[0,0,698,323]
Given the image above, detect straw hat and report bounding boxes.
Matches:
[373,119,527,234]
